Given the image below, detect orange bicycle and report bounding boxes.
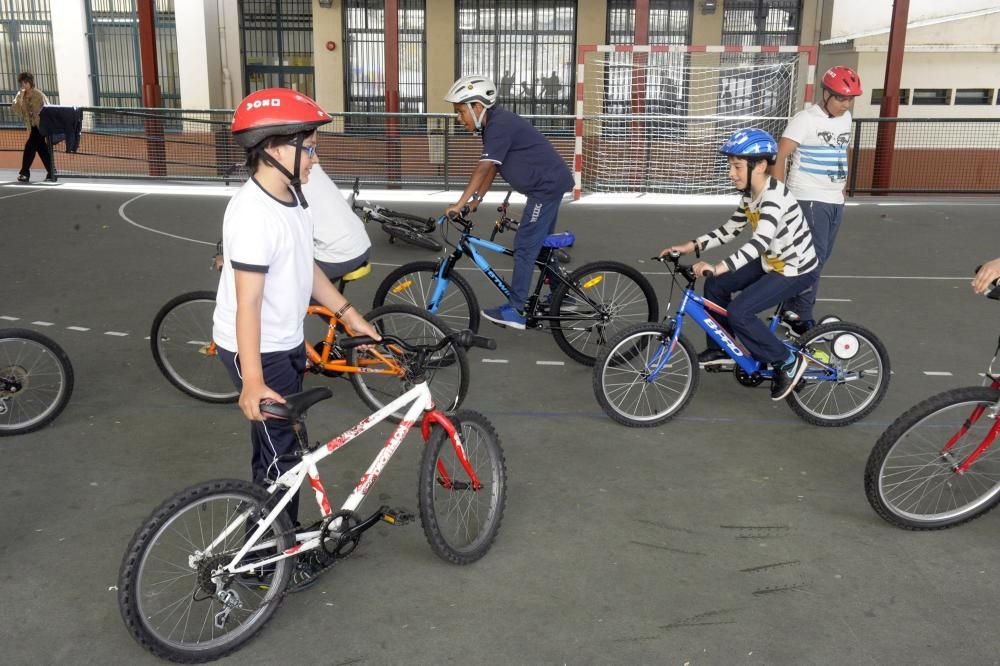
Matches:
[151,261,470,419]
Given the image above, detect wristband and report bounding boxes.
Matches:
[335,301,353,318]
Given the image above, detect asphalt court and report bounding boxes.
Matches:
[2,177,1000,664]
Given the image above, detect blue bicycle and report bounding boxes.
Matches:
[592,252,890,427]
[372,195,659,365]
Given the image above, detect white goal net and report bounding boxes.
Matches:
[574,45,816,198]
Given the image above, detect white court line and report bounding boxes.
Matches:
[66,326,90,332]
[0,188,45,201]
[104,331,129,337]
[536,361,565,366]
[923,371,953,376]
[117,193,216,246]
[481,359,509,364]
[31,321,54,326]
[0,315,20,321]
[816,298,852,302]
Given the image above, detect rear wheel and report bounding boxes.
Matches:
[118,479,295,662]
[151,291,238,403]
[419,410,506,564]
[787,321,890,426]
[0,328,74,435]
[593,323,699,427]
[349,304,469,421]
[373,261,480,333]
[551,261,659,365]
[864,387,1000,530]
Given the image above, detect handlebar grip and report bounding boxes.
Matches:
[701,269,715,278]
[339,335,378,350]
[457,330,497,350]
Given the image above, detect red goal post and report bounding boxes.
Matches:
[573,44,817,199]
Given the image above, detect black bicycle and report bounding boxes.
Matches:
[372,193,658,365]
[349,178,443,252]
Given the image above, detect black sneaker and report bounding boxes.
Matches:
[770,353,807,401]
[697,348,734,367]
[286,552,330,594]
[789,319,815,336]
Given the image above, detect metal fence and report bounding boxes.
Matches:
[4,106,999,196]
[848,118,1000,195]
[0,0,58,105]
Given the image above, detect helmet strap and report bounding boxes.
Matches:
[256,137,309,208]
[820,89,835,118]
[467,102,488,133]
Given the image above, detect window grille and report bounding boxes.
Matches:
[606,0,692,45]
[0,0,58,112]
[456,0,576,118]
[239,0,314,98]
[343,0,426,129]
[85,0,179,108]
[722,0,800,46]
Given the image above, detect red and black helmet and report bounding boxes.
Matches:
[821,66,862,97]
[231,88,332,149]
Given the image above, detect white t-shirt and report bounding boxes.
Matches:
[303,166,371,263]
[781,104,852,204]
[213,178,315,353]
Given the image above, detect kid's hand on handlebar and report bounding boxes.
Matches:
[972,259,1000,295]
[659,241,696,257]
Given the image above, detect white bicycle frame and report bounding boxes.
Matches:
[192,379,479,578]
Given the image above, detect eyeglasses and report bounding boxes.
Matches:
[288,142,318,158]
[830,93,853,103]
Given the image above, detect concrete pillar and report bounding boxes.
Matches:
[313,0,344,114]
[426,0,455,113]
[175,1,223,109]
[51,0,92,106]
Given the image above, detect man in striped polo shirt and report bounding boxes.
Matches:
[773,66,863,334]
[661,129,818,401]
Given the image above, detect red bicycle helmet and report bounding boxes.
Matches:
[231,88,331,149]
[821,66,862,97]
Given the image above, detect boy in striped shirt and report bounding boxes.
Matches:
[661,129,818,401]
[773,66,863,334]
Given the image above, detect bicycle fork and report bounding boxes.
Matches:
[941,397,1000,474]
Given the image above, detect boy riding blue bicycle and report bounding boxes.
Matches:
[660,128,819,401]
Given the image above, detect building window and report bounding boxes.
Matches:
[871,88,909,105]
[722,0,801,46]
[0,0,58,109]
[85,0,179,108]
[239,0,314,98]
[607,0,693,45]
[456,0,576,117]
[954,88,992,105]
[912,88,951,106]
[343,0,426,126]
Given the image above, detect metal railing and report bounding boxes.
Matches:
[848,117,1000,195]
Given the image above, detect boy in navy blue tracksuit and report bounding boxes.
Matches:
[443,75,574,330]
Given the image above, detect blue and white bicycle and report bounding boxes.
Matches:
[592,252,890,427]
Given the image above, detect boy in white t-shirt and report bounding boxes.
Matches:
[772,66,862,334]
[213,88,379,535]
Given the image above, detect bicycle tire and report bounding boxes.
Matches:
[864,386,1000,530]
[382,220,444,252]
[0,328,74,436]
[150,291,238,404]
[118,478,295,662]
[372,261,481,333]
[349,304,470,422]
[593,323,699,427]
[787,321,890,427]
[550,260,659,366]
[418,409,506,564]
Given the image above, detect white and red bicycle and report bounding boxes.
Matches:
[118,330,506,663]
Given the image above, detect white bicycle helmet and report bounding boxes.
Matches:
[445,75,497,131]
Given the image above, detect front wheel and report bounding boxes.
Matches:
[373,261,480,333]
[419,410,507,564]
[151,291,238,403]
[864,387,1000,530]
[0,328,74,435]
[787,321,890,427]
[118,479,295,662]
[593,323,699,427]
[349,304,469,421]
[550,261,659,366]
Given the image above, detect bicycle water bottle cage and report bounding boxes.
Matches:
[260,387,333,421]
[543,231,575,249]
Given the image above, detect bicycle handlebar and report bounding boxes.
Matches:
[653,253,713,279]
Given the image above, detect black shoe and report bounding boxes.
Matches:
[789,319,815,336]
[771,354,807,401]
[44,174,57,183]
[16,174,28,183]
[286,552,331,594]
[697,348,734,367]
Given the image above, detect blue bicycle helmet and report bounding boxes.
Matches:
[720,128,778,195]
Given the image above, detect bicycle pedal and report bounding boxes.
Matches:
[382,508,414,526]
